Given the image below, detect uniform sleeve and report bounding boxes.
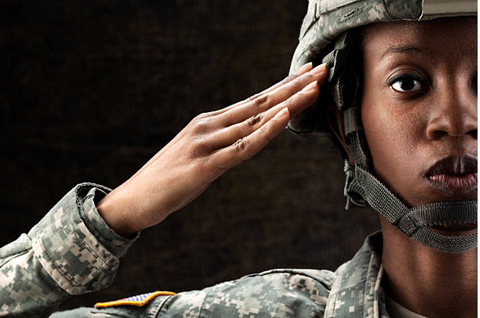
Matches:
[0,183,138,318]
[50,269,334,318]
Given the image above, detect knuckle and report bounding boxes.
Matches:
[234,137,248,152]
[290,75,303,88]
[233,137,252,161]
[248,93,269,109]
[194,112,209,119]
[247,113,263,126]
[276,74,297,88]
[283,74,297,84]
[247,93,261,102]
[188,138,209,158]
[190,115,212,134]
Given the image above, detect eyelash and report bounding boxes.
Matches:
[387,74,428,94]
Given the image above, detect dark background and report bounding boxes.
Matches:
[0,0,379,311]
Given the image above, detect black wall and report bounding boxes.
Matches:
[0,1,379,311]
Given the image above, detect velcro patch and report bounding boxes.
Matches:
[94,291,176,308]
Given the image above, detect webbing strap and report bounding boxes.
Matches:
[409,202,478,226]
[397,220,478,252]
[355,164,477,253]
[344,109,368,169]
[322,32,349,84]
[343,108,477,253]
[411,227,477,253]
[343,107,362,136]
[348,132,478,253]
[354,165,406,224]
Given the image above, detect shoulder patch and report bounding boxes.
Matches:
[94,291,176,308]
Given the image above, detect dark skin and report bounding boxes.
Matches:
[361,18,477,208]
[97,63,328,236]
[98,16,476,318]
[333,18,477,317]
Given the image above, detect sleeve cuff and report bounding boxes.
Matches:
[28,183,138,296]
[81,185,139,258]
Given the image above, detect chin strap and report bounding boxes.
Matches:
[342,106,478,254]
[324,33,477,253]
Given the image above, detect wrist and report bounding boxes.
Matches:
[96,188,141,238]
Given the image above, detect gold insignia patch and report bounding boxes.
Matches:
[94,291,176,308]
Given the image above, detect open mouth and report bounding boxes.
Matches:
[425,155,478,196]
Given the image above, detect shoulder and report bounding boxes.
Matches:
[239,268,336,297]
[161,268,336,318]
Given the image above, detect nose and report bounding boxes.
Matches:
[426,80,477,141]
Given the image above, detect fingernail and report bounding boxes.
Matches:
[309,63,327,75]
[273,107,289,120]
[296,62,313,76]
[301,81,318,92]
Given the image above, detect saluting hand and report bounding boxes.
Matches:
[97,63,328,236]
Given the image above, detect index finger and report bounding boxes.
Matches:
[217,63,328,127]
[206,62,314,117]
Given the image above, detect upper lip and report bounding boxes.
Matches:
[425,155,477,177]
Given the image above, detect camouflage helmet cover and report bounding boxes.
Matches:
[288,0,478,254]
[288,0,477,134]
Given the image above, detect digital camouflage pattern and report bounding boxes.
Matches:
[1,1,474,317]
[289,0,423,75]
[0,183,137,317]
[288,0,475,134]
[288,0,478,255]
[287,0,422,135]
[53,232,390,318]
[0,183,389,318]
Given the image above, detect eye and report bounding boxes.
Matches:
[388,74,427,93]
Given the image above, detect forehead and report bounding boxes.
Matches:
[360,17,477,61]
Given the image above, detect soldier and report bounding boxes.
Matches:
[0,0,477,317]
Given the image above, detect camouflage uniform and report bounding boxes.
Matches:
[0,184,389,318]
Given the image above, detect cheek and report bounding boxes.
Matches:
[361,92,428,190]
[367,106,423,152]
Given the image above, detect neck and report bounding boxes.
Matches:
[380,217,477,318]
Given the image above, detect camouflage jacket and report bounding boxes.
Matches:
[0,184,389,318]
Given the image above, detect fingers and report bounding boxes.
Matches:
[205,62,314,118]
[217,63,328,127]
[211,106,291,172]
[209,72,323,168]
[250,62,315,99]
[209,80,320,149]
[138,63,325,177]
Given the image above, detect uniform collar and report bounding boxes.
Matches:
[324,232,389,318]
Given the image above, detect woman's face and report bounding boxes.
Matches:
[360,17,477,207]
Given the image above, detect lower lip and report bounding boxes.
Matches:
[428,173,478,195]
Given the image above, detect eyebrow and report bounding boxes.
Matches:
[380,45,424,59]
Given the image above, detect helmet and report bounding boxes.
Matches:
[288,0,478,253]
[288,0,477,134]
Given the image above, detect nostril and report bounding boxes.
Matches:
[429,130,447,140]
[471,74,477,94]
[428,129,477,140]
[468,129,477,139]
